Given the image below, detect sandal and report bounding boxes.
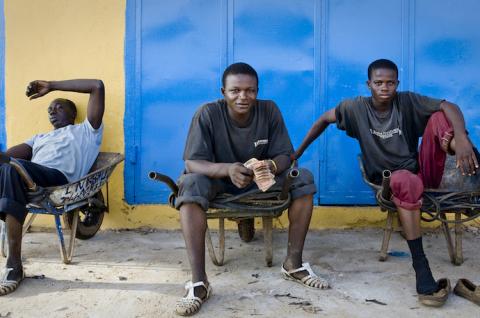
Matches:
[175,281,212,316]
[281,262,330,289]
[418,278,450,307]
[0,267,24,296]
[453,278,480,306]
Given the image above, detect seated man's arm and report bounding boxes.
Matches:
[26,79,105,129]
[269,154,290,175]
[5,143,32,160]
[440,101,478,175]
[294,108,336,160]
[185,159,253,189]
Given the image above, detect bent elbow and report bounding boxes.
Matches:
[94,80,105,92]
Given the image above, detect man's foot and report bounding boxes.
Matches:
[0,267,24,296]
[175,281,212,316]
[418,278,451,307]
[281,262,330,289]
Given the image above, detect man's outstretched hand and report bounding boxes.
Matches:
[454,136,479,176]
[26,80,52,100]
[228,162,253,188]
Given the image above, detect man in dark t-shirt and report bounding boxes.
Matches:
[294,59,478,307]
[174,63,327,316]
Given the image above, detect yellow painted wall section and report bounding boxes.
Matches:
[5,1,477,231]
[4,0,128,229]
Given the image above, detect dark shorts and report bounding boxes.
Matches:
[0,160,68,224]
[175,167,317,211]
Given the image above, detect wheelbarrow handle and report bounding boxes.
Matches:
[149,171,179,196]
[380,170,392,201]
[0,152,37,191]
[279,167,300,200]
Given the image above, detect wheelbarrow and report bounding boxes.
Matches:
[0,152,124,264]
[358,154,480,265]
[149,166,298,267]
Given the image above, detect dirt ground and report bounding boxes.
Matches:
[0,227,479,318]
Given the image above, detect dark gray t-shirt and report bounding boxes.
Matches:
[335,91,442,183]
[183,99,293,164]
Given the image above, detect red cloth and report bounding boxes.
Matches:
[390,112,453,210]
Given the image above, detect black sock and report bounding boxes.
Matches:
[407,237,438,294]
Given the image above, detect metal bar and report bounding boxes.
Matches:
[22,214,37,237]
[263,216,273,267]
[440,212,455,264]
[66,210,79,263]
[454,212,463,265]
[0,221,6,257]
[54,215,69,264]
[379,210,394,262]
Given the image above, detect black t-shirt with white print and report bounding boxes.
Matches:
[335,92,442,184]
[183,99,293,166]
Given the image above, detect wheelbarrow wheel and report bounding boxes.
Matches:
[238,218,255,242]
[65,191,106,240]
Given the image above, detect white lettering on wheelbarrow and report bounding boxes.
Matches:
[59,170,109,204]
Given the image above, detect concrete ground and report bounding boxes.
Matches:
[0,227,479,318]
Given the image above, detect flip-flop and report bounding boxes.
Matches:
[281,262,330,289]
[418,278,451,307]
[175,281,212,316]
[454,278,480,306]
[0,267,24,296]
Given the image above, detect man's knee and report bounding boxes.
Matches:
[289,167,317,200]
[296,168,314,185]
[390,170,424,210]
[176,173,214,211]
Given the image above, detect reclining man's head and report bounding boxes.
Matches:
[48,98,77,129]
[221,62,259,123]
[366,58,400,107]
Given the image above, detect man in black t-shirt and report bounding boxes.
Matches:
[174,63,328,316]
[295,59,478,307]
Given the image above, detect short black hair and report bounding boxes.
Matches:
[368,59,398,80]
[53,98,77,118]
[222,62,259,88]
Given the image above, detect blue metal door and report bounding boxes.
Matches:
[125,0,480,205]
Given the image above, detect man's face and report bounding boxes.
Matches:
[221,74,258,119]
[48,100,75,129]
[367,68,399,105]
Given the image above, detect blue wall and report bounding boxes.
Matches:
[125,0,480,205]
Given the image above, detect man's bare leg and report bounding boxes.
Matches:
[283,194,313,275]
[5,214,23,281]
[397,207,421,240]
[179,203,208,299]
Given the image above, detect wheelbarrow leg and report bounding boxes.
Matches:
[0,221,6,257]
[379,210,394,262]
[22,214,37,237]
[440,212,455,264]
[64,210,79,264]
[205,218,225,266]
[454,212,463,265]
[262,216,273,267]
[55,213,77,264]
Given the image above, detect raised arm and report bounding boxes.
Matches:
[440,100,478,175]
[26,79,105,129]
[294,108,336,160]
